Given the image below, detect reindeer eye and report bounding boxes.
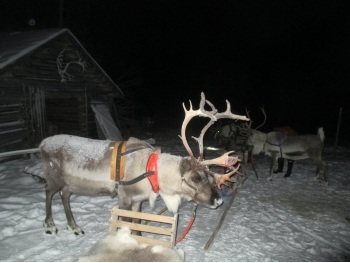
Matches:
[191,174,202,183]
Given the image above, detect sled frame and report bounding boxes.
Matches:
[109,207,178,248]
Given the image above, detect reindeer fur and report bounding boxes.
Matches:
[40,135,223,234]
[77,227,185,262]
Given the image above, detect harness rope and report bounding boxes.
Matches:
[110,142,155,186]
[264,134,287,158]
[175,167,212,244]
[176,204,197,244]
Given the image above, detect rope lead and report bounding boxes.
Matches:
[176,205,198,244]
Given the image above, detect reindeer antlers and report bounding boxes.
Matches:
[254,106,267,130]
[179,92,217,159]
[180,92,249,160]
[56,48,87,83]
[241,106,266,137]
[179,92,249,188]
[200,151,240,167]
[209,163,241,189]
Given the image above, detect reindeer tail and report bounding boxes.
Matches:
[23,160,46,183]
[317,127,325,141]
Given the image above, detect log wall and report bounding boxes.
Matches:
[0,31,122,153]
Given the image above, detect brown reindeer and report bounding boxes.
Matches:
[40,92,249,235]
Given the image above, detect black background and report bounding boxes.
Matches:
[2,0,349,138]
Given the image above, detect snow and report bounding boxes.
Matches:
[0,129,350,262]
[0,29,66,70]
[40,134,113,168]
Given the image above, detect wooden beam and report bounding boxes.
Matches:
[0,148,40,158]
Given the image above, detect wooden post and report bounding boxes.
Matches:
[334,107,342,152]
[0,148,40,158]
[204,189,238,250]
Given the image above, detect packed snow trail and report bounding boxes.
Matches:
[0,129,349,261]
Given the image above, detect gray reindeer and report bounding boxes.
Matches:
[40,92,249,235]
[248,127,327,182]
[246,108,328,183]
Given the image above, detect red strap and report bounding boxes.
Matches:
[147,151,160,193]
[176,205,197,244]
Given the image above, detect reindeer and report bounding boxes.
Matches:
[40,92,249,235]
[213,121,237,147]
[245,108,328,183]
[213,121,249,151]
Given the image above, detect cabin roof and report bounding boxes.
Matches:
[0,28,123,97]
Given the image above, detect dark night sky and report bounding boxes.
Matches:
[2,1,350,137]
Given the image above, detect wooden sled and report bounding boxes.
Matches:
[109,207,178,248]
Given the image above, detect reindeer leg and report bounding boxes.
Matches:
[131,202,142,236]
[273,158,284,173]
[284,160,294,177]
[118,203,134,229]
[60,186,84,235]
[315,160,328,185]
[268,153,279,181]
[44,185,58,234]
[323,161,328,183]
[118,201,143,235]
[323,162,329,185]
[118,191,143,235]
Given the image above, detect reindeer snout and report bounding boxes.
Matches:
[216,197,223,206]
[211,197,223,209]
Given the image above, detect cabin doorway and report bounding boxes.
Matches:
[28,86,46,146]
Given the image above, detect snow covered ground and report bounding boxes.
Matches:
[0,129,349,261]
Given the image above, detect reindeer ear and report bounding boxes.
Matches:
[179,158,193,175]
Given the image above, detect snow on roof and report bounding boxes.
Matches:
[0,28,66,70]
[0,28,124,97]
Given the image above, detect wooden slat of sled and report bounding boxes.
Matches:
[109,207,178,248]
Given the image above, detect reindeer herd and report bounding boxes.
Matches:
[34,92,328,261]
[214,107,328,183]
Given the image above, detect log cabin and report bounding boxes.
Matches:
[0,28,124,154]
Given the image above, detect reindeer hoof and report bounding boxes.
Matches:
[67,225,85,235]
[43,222,58,234]
[320,180,329,187]
[45,229,58,234]
[266,176,273,181]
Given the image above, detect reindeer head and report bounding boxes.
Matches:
[179,92,249,189]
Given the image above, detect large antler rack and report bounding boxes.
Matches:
[179,92,249,188]
[180,92,216,161]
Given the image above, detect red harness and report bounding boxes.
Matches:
[111,145,160,192]
[146,150,160,193]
